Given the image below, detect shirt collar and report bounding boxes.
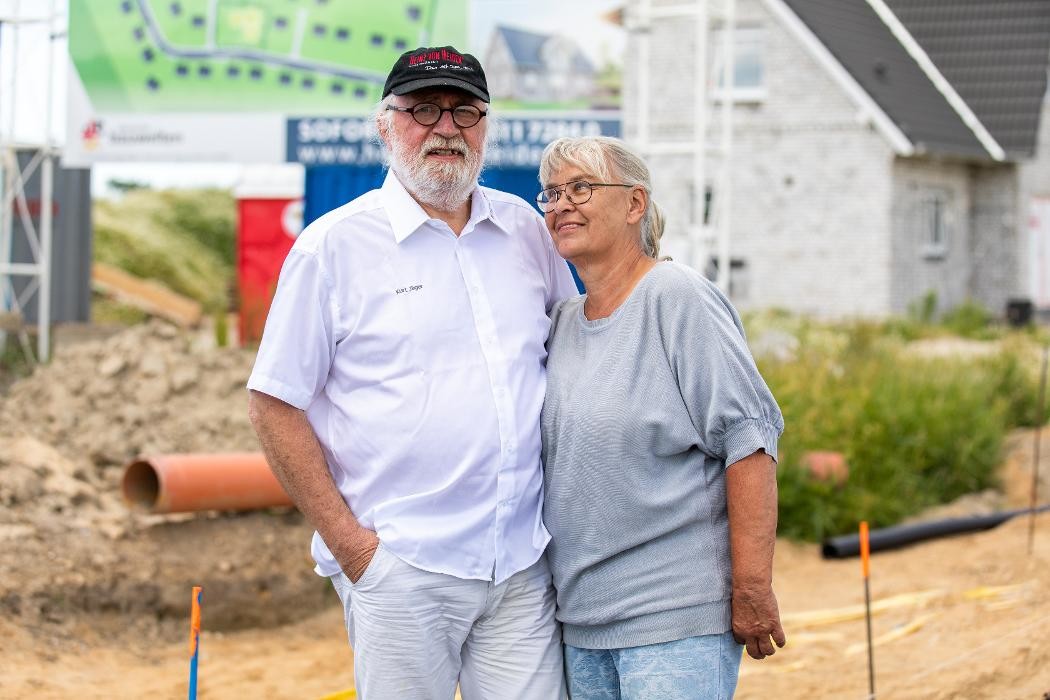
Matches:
[381,170,511,243]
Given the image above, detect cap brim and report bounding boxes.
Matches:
[390,78,489,103]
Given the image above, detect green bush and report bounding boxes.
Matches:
[941,299,994,339]
[756,321,1044,541]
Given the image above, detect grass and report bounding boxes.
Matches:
[93,188,236,312]
[747,313,1048,541]
[0,334,36,392]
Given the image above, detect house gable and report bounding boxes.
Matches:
[776,0,990,159]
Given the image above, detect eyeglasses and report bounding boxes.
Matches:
[536,180,633,213]
[386,103,487,128]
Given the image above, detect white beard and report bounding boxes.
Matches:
[388,133,483,213]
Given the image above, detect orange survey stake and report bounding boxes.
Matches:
[188,586,203,700]
[860,521,871,579]
[189,586,202,656]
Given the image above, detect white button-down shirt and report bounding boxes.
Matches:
[248,172,578,584]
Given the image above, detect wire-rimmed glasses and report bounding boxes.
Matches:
[536,180,633,213]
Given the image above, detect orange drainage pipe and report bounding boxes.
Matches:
[122,453,294,514]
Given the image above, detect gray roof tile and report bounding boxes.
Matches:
[783,0,988,159]
[885,0,1050,157]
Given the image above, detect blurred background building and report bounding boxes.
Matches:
[624,0,1050,317]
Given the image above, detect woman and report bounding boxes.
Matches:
[538,136,786,699]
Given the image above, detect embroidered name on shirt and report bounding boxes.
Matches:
[396,284,423,295]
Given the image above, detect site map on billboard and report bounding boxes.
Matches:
[69,0,459,114]
[64,0,622,165]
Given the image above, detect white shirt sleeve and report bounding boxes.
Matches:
[246,248,339,410]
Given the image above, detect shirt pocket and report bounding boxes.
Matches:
[403,277,485,373]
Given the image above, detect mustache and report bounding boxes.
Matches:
[421,135,471,157]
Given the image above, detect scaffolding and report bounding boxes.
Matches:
[0,0,62,362]
[627,0,737,293]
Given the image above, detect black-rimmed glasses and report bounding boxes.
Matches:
[536,180,633,213]
[386,103,487,128]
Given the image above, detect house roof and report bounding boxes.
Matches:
[782,0,988,159]
[884,0,1050,158]
[495,25,595,73]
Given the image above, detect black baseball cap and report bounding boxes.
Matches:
[382,45,490,102]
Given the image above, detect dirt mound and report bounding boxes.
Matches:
[0,322,325,649]
[0,320,258,531]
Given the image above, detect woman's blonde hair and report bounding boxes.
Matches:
[539,136,666,258]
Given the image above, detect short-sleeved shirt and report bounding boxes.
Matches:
[541,262,784,648]
[248,172,578,584]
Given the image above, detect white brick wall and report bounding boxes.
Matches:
[888,158,972,314]
[625,0,1030,318]
[970,164,1020,316]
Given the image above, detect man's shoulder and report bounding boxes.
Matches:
[481,186,540,219]
[294,188,387,253]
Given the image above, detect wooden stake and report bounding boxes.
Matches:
[1030,345,1048,556]
[861,521,875,699]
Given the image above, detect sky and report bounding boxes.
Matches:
[470,0,624,69]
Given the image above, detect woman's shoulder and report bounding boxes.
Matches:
[644,261,723,302]
[643,261,742,330]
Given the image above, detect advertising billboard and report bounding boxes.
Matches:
[64,0,623,166]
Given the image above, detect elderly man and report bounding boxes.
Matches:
[247,46,576,699]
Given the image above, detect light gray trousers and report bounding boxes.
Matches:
[330,545,565,700]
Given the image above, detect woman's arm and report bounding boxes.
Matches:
[726,449,786,660]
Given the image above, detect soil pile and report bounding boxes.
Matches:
[0,321,258,533]
[0,322,324,663]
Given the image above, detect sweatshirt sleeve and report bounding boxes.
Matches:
[659,267,784,467]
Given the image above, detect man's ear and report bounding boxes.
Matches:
[376,112,391,147]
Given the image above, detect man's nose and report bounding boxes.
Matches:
[432,109,460,137]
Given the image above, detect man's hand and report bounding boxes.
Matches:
[731,582,786,659]
[340,530,381,584]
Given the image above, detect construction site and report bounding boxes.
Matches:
[0,320,1046,699]
[3,1,1050,698]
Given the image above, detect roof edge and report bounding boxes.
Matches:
[863,0,1006,162]
[762,0,914,156]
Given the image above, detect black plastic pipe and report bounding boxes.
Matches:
[821,504,1050,559]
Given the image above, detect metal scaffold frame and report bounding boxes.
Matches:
[627,0,737,293]
[0,0,61,362]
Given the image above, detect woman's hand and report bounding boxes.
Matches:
[731,581,786,659]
